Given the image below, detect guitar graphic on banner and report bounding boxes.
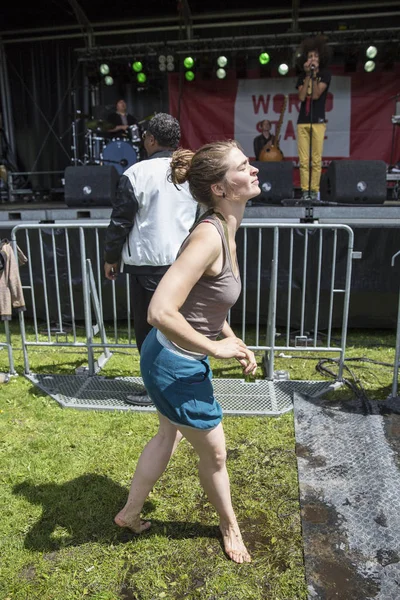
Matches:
[259,95,288,162]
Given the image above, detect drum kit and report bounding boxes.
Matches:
[83,117,142,175]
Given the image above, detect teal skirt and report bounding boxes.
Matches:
[140,328,222,430]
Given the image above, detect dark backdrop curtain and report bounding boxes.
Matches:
[3,39,169,193]
[4,39,83,191]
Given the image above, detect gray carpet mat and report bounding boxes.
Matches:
[294,392,400,600]
[26,373,334,416]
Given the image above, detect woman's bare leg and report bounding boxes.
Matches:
[178,422,251,564]
[115,412,182,533]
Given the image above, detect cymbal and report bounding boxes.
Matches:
[86,119,113,132]
[71,111,90,119]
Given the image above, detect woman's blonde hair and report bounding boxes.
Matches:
[170,140,241,207]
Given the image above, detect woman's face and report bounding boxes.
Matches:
[223,147,260,202]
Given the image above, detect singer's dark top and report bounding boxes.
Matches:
[296,68,331,124]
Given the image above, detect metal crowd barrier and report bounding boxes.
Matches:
[10,221,355,383]
[0,321,15,375]
[391,250,400,398]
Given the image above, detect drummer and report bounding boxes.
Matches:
[106,99,140,140]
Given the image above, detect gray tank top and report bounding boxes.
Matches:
[178,212,241,340]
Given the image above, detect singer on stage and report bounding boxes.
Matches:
[296,36,332,201]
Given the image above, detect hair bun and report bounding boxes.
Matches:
[170,148,194,185]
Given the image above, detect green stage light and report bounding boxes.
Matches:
[132,61,143,72]
[104,75,114,86]
[183,56,194,69]
[259,52,270,65]
[216,68,226,79]
[366,46,377,59]
[278,63,289,75]
[185,70,195,81]
[364,60,376,72]
[137,72,147,83]
[99,63,110,75]
[217,56,228,68]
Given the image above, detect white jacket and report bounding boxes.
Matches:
[121,154,197,268]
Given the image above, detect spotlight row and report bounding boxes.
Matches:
[99,61,148,85]
[182,53,290,80]
[97,44,381,85]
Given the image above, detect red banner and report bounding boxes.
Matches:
[169,66,400,166]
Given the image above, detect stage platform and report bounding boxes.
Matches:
[2,201,400,227]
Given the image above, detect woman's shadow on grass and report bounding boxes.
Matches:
[13,474,217,551]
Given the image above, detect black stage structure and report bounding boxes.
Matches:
[0,1,400,330]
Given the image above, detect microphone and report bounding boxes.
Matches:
[310,64,315,70]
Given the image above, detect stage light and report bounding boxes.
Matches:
[132,61,143,73]
[166,55,175,71]
[366,46,378,59]
[99,63,110,75]
[159,63,166,72]
[104,75,114,86]
[278,63,289,75]
[259,52,270,65]
[137,72,147,83]
[217,56,228,68]
[183,56,194,69]
[185,70,195,81]
[216,68,226,79]
[364,60,376,72]
[159,55,166,64]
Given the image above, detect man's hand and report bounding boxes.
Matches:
[104,262,119,280]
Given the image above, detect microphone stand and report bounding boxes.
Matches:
[307,67,315,201]
[389,92,400,169]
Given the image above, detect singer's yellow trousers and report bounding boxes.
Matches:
[297,123,326,192]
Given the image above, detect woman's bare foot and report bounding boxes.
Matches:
[114,511,151,534]
[219,522,251,564]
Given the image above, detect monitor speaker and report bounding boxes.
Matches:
[320,160,387,204]
[250,161,293,204]
[64,165,120,207]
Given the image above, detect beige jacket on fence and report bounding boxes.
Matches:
[0,241,27,320]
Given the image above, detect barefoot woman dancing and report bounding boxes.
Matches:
[115,140,260,563]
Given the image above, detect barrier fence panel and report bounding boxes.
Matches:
[390,250,400,399]
[11,223,131,376]
[232,223,355,381]
[0,321,15,375]
[11,221,355,383]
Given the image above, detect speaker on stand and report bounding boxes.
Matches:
[320,160,387,204]
[64,165,120,207]
[250,161,294,204]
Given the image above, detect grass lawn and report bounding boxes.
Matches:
[0,323,396,599]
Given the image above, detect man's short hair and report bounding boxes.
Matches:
[147,113,181,149]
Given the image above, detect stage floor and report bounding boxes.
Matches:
[2,200,400,227]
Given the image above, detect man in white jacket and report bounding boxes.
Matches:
[104,113,197,403]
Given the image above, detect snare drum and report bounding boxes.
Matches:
[128,124,141,143]
[101,140,137,175]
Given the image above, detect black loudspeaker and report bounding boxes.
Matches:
[64,165,120,207]
[250,161,293,204]
[320,160,387,204]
